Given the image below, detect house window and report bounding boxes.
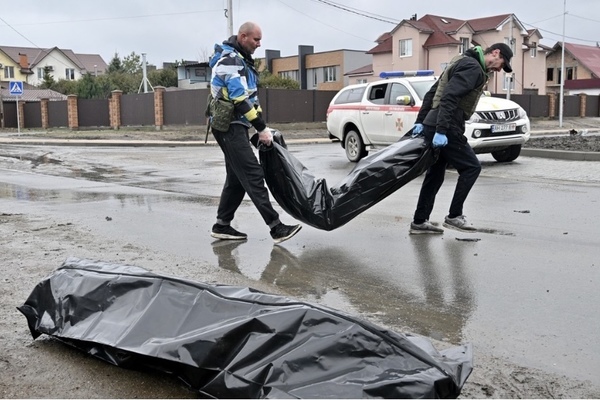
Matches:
[547,68,554,82]
[399,39,412,57]
[566,67,574,80]
[356,78,367,84]
[502,73,515,91]
[65,68,75,80]
[530,42,537,58]
[3,66,14,79]
[459,37,470,54]
[279,70,299,81]
[194,68,208,82]
[313,69,318,87]
[38,68,44,79]
[324,66,337,82]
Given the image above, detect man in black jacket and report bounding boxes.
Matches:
[409,43,513,234]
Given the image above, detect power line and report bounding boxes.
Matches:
[0,16,41,48]
[569,13,600,24]
[308,0,399,24]
[523,21,600,45]
[274,0,381,44]
[528,13,564,25]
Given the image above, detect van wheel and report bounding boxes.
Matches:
[345,130,368,162]
[492,145,521,162]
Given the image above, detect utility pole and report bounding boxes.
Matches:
[559,0,567,128]
[506,15,513,100]
[0,84,4,129]
[226,0,233,37]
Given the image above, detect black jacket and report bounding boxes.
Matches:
[416,49,487,139]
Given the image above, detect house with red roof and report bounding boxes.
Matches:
[0,45,107,87]
[352,13,547,95]
[547,42,600,95]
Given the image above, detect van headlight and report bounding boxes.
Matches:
[467,113,480,123]
[518,107,527,119]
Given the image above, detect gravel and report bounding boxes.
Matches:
[524,134,600,152]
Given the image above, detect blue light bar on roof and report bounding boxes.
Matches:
[379,70,434,78]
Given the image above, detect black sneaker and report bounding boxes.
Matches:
[211,223,247,240]
[270,223,302,244]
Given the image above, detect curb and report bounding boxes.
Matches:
[520,148,600,161]
[1,135,598,161]
[0,137,332,147]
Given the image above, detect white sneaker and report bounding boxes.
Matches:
[443,215,477,232]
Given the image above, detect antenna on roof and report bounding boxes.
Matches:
[138,53,154,94]
[410,14,417,20]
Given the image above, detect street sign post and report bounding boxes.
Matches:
[9,81,24,134]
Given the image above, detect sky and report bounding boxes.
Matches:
[1,0,599,67]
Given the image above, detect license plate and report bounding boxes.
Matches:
[491,123,516,133]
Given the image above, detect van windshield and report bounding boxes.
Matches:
[410,80,436,101]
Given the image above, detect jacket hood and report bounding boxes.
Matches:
[208,35,254,68]
[465,47,486,72]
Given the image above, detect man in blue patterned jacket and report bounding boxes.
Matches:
[208,21,302,244]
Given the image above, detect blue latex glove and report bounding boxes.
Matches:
[411,123,424,137]
[432,132,448,148]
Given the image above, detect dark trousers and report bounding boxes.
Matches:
[213,124,280,228]
[413,125,481,223]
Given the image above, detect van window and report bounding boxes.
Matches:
[334,87,366,104]
[368,84,387,104]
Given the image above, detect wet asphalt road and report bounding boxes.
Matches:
[1,141,599,387]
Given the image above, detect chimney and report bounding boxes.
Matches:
[19,53,29,69]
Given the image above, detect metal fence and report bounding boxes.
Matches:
[2,91,599,129]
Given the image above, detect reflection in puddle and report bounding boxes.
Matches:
[211,237,476,344]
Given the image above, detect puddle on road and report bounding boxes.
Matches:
[0,182,217,207]
[0,151,63,168]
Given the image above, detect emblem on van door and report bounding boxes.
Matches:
[396,118,404,131]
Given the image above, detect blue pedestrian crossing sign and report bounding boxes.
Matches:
[9,81,24,95]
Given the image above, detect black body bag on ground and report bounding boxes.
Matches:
[18,258,472,398]
[253,131,436,231]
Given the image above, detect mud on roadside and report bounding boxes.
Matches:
[524,134,600,152]
[2,212,600,398]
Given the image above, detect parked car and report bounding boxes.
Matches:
[326,71,530,162]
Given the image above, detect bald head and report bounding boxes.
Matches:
[237,21,262,55]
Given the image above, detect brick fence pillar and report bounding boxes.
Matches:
[67,94,78,130]
[154,86,166,131]
[109,90,123,130]
[40,98,49,129]
[548,92,556,119]
[17,100,25,129]
[579,93,587,118]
